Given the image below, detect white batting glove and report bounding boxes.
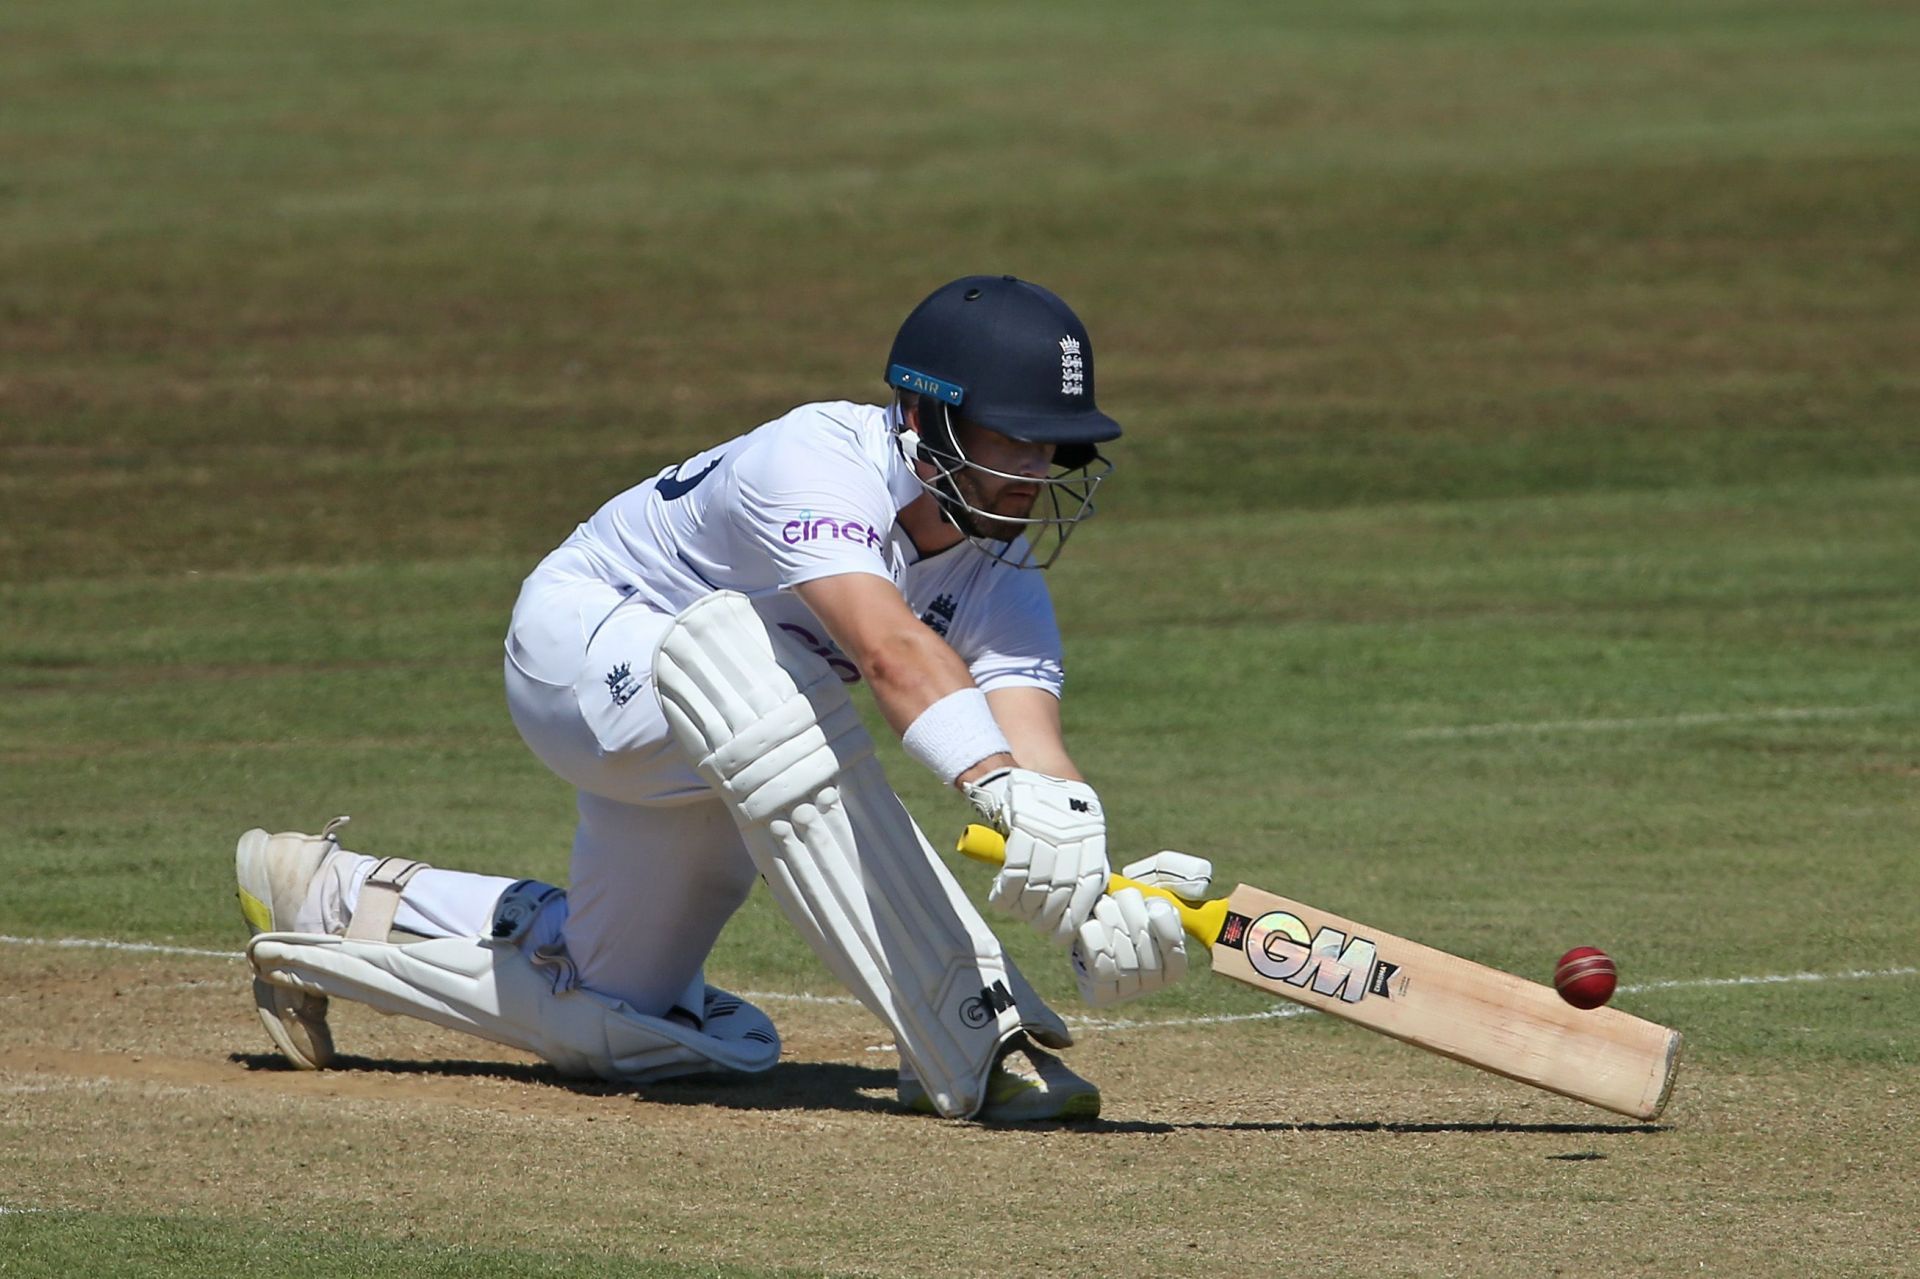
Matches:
[964,767,1108,947]
[1118,850,1214,903]
[1071,889,1188,1007]
[1068,850,1213,1006]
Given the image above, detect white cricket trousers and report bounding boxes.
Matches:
[349,545,760,1017]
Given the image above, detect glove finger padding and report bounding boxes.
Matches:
[1118,850,1215,903]
[966,768,1109,947]
[1071,889,1188,1007]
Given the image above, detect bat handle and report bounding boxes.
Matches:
[956,824,1228,946]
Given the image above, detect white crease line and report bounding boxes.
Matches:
[868,964,1920,1046]
[865,1004,1314,1051]
[0,934,861,1006]
[1404,704,1910,740]
[1620,966,1916,993]
[1068,1006,1310,1033]
[0,1077,205,1100]
[1065,966,1920,1034]
[7,936,1908,1035]
[1066,966,1920,1034]
[0,935,240,960]
[736,989,862,1007]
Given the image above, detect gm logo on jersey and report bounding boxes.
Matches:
[1232,910,1402,1004]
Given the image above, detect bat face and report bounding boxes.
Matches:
[1209,885,1681,1121]
[953,824,1680,1120]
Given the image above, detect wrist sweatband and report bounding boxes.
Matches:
[901,688,1013,786]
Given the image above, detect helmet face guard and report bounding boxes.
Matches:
[898,398,1112,570]
[885,275,1123,570]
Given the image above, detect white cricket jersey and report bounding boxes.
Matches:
[556,401,1065,695]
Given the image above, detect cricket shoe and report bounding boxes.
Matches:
[235,817,354,1069]
[899,1032,1101,1122]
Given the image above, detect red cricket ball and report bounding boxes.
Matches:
[1554,946,1617,1009]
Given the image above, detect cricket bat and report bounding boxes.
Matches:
[957,825,1681,1120]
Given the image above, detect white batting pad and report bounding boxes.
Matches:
[247,932,779,1083]
[653,590,1025,1118]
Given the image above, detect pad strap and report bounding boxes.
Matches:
[345,857,431,942]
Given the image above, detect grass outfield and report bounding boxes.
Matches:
[2,1,1917,1275]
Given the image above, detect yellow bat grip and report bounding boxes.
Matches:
[956,824,1229,947]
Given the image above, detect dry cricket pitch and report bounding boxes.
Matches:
[1,944,1911,1277]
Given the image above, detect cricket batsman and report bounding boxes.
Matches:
[236,275,1213,1121]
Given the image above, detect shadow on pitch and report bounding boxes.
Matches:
[230,1051,900,1112]
[1078,1117,1669,1136]
[229,1055,1666,1132]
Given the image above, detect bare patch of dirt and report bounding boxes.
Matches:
[2,946,1913,1278]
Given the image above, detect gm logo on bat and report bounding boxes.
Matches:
[1224,910,1405,1004]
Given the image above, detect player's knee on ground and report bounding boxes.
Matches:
[248,879,779,1083]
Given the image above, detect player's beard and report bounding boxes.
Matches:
[954,470,1040,542]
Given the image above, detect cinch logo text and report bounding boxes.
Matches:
[782,516,884,550]
[777,621,861,684]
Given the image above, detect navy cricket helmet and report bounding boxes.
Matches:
[885,275,1120,469]
[883,275,1118,569]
